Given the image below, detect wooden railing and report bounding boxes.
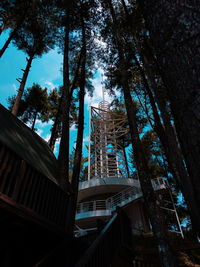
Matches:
[75,208,132,267]
[0,142,69,228]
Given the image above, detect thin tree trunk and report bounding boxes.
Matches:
[12,53,34,116]
[133,55,168,147]
[122,138,130,177]
[141,2,200,238]
[106,1,177,266]
[31,111,37,130]
[66,13,86,234]
[133,54,182,182]
[49,47,83,152]
[0,29,15,58]
[0,16,25,58]
[49,96,62,151]
[58,7,70,190]
[69,47,84,100]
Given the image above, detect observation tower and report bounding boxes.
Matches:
[75,88,182,237]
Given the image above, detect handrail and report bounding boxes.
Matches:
[75,208,132,267]
[0,141,69,229]
[76,187,140,215]
[106,186,142,210]
[77,200,107,214]
[77,178,166,215]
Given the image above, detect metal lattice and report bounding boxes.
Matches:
[88,100,129,180]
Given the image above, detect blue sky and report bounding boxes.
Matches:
[0,30,111,158]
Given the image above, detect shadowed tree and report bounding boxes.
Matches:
[100,0,177,265]
[47,88,62,151]
[59,0,96,233]
[57,0,95,192]
[0,0,37,57]
[110,105,131,177]
[47,87,78,152]
[8,84,48,130]
[0,0,19,35]
[108,0,200,237]
[140,0,200,237]
[57,1,73,190]
[109,100,147,178]
[11,11,56,116]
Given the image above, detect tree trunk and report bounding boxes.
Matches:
[66,13,86,234]
[122,68,176,267]
[49,46,83,152]
[12,53,34,116]
[106,1,177,266]
[58,6,71,190]
[122,138,130,177]
[150,75,200,235]
[31,111,37,131]
[133,55,168,147]
[0,30,15,58]
[134,53,185,184]
[69,47,84,100]
[141,1,200,237]
[0,16,25,58]
[49,96,62,151]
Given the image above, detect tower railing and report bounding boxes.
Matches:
[77,200,107,214]
[76,178,166,215]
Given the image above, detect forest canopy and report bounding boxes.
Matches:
[0,1,200,265]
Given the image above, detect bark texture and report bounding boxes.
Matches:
[141,1,200,235]
[66,14,86,234]
[58,16,70,190]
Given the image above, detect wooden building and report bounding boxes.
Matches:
[0,104,69,266]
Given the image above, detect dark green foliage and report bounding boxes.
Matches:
[0,0,29,34]
[141,131,167,178]
[8,84,48,130]
[12,6,56,57]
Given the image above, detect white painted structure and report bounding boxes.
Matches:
[75,97,183,237]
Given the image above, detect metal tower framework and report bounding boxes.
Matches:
[88,100,129,180]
